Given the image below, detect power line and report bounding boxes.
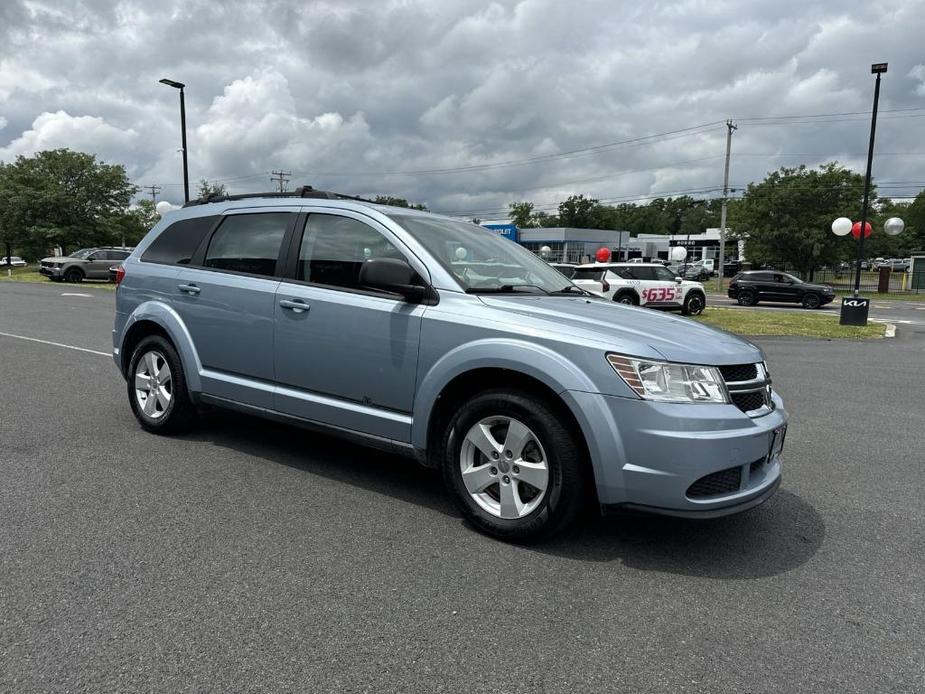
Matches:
[142,184,161,203]
[270,170,292,192]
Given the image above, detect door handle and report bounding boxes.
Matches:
[279,299,309,313]
[178,284,201,295]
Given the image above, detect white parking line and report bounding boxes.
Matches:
[60,292,93,297]
[0,331,110,357]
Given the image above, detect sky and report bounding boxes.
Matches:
[1,0,924,218]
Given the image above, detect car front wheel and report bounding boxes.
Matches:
[682,292,705,315]
[441,389,588,541]
[127,335,196,435]
[64,268,83,283]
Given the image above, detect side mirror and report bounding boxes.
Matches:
[674,276,682,283]
[359,257,427,302]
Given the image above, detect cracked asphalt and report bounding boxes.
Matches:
[1,282,923,693]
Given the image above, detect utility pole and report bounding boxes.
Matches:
[716,119,737,292]
[271,170,292,193]
[143,184,161,204]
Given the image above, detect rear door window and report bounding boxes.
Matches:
[142,216,219,266]
[572,269,605,281]
[204,213,291,277]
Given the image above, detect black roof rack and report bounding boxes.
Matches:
[182,185,377,207]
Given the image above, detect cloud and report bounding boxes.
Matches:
[0,0,923,213]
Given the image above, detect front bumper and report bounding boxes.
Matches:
[563,390,788,517]
[39,266,62,277]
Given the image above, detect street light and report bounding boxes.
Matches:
[159,78,189,203]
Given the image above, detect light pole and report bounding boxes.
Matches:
[854,63,887,296]
[159,78,189,203]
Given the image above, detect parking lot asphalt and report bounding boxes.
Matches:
[2,281,924,693]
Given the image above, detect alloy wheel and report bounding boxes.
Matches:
[134,350,173,420]
[459,416,549,520]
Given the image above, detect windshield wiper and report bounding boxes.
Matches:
[465,284,550,295]
[549,285,589,296]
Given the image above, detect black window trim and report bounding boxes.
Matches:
[140,214,223,268]
[184,209,301,281]
[277,210,439,305]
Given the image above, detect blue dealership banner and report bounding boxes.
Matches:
[482,223,518,242]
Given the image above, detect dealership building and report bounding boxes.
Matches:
[482,223,744,264]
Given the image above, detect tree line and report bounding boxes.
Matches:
[2,150,922,275]
[508,163,924,274]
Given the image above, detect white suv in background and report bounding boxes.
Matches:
[572,262,707,315]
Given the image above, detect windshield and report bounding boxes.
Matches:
[390,215,574,293]
[782,273,803,283]
[69,248,94,259]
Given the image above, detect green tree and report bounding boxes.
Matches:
[198,179,227,199]
[558,194,598,228]
[0,148,138,257]
[730,163,867,275]
[508,201,535,228]
[374,195,427,210]
[893,190,924,255]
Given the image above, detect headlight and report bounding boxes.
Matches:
[606,354,728,404]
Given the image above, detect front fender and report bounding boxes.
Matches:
[119,301,203,393]
[411,338,599,451]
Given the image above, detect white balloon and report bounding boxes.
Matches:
[539,245,552,258]
[884,217,905,236]
[669,246,687,261]
[831,217,853,236]
[155,200,179,217]
[455,246,468,260]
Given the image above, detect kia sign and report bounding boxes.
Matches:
[839,296,870,326]
[482,223,518,242]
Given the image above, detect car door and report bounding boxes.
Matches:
[630,266,678,306]
[773,273,800,302]
[273,211,426,442]
[173,209,296,409]
[84,251,108,279]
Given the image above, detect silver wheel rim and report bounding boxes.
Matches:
[688,295,704,314]
[459,416,549,520]
[618,296,633,304]
[134,350,173,420]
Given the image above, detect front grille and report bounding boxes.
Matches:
[749,457,766,475]
[731,390,767,413]
[719,363,758,382]
[687,466,742,498]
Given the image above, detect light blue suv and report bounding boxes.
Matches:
[113,189,787,540]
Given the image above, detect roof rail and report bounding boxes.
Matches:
[182,185,376,207]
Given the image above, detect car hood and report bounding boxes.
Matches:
[41,256,81,263]
[477,296,763,365]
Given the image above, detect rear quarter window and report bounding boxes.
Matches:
[141,216,219,265]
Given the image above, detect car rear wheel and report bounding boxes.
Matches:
[440,389,588,541]
[64,268,83,283]
[614,292,638,305]
[127,335,196,435]
[802,293,821,309]
[682,292,705,316]
[737,290,757,306]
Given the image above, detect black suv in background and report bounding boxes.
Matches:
[728,271,836,309]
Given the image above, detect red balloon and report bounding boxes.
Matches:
[595,247,611,263]
[851,221,872,239]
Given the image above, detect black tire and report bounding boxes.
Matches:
[614,291,638,306]
[440,389,589,541]
[63,268,83,283]
[127,335,196,435]
[682,292,706,316]
[801,293,821,309]
[737,290,757,307]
